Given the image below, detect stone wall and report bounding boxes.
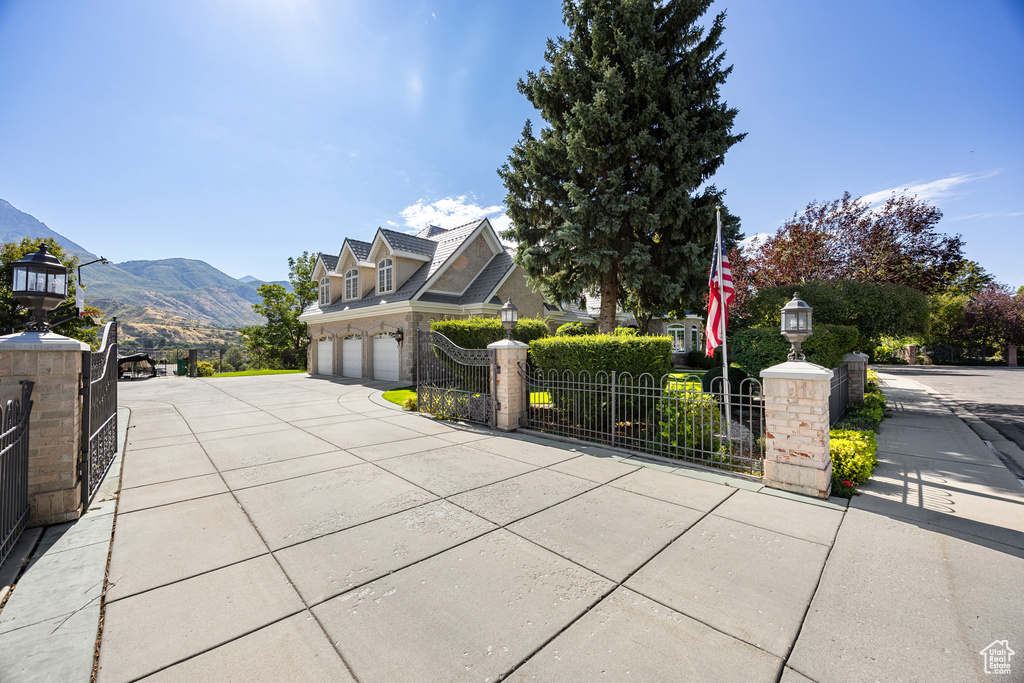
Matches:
[496,269,545,320]
[431,235,494,294]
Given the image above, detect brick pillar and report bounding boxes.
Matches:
[760,360,833,499]
[1008,345,1017,367]
[0,332,91,526]
[843,351,868,403]
[487,339,528,432]
[904,344,917,365]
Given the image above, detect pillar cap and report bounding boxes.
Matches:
[843,351,869,362]
[0,331,90,351]
[487,339,528,350]
[760,360,833,380]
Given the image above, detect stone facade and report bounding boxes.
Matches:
[496,270,545,320]
[760,361,833,499]
[0,336,89,526]
[430,235,492,294]
[843,352,868,404]
[488,340,528,431]
[308,310,428,383]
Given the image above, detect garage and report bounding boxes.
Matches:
[316,338,333,375]
[342,334,362,378]
[372,332,399,381]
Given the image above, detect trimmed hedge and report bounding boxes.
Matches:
[745,280,930,341]
[555,322,595,337]
[829,429,878,498]
[731,324,859,377]
[529,334,673,378]
[430,316,548,348]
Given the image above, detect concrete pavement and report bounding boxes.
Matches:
[2,368,1022,681]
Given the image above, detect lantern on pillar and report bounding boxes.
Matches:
[780,293,813,361]
[11,245,69,332]
[500,299,518,340]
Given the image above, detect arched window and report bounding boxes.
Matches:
[691,326,700,352]
[667,324,685,351]
[319,277,330,306]
[344,269,359,300]
[377,258,393,293]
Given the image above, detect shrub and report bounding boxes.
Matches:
[830,429,878,498]
[430,316,548,348]
[610,327,639,337]
[220,361,236,373]
[685,350,714,369]
[731,324,859,377]
[700,365,750,394]
[555,322,594,337]
[402,396,417,412]
[529,334,673,378]
[745,280,930,341]
[659,391,724,460]
[196,361,215,377]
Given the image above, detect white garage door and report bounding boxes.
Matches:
[373,332,399,381]
[342,335,362,378]
[316,338,333,375]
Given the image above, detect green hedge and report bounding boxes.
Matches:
[731,324,859,377]
[555,322,595,337]
[745,280,930,341]
[430,316,548,348]
[830,429,878,498]
[529,334,673,378]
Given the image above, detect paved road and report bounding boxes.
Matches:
[877,366,1024,450]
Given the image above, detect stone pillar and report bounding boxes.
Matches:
[843,351,869,403]
[0,332,90,526]
[904,344,917,365]
[760,361,833,499]
[1008,345,1017,368]
[487,339,528,432]
[188,348,198,377]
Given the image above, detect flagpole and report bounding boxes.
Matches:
[716,207,732,440]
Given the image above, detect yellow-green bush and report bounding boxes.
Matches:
[830,429,878,498]
[196,361,215,377]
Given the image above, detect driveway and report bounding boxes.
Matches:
[97,373,846,682]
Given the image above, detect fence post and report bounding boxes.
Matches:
[0,332,91,525]
[487,339,528,432]
[843,352,868,404]
[760,360,833,499]
[609,371,616,448]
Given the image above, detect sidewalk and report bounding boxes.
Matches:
[2,370,1022,682]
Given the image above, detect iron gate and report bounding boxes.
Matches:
[0,381,33,567]
[416,330,496,426]
[81,321,118,507]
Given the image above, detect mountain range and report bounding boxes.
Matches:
[0,198,292,336]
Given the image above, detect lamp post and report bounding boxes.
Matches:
[11,245,69,332]
[780,293,813,361]
[76,256,109,313]
[500,299,518,340]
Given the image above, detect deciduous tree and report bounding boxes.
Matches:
[499,0,744,332]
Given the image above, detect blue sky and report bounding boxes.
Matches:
[1,0,1021,288]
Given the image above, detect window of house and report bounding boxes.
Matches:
[667,324,685,351]
[377,258,393,293]
[319,277,330,306]
[344,269,358,300]
[691,326,700,351]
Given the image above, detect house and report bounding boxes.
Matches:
[299,218,571,383]
[568,296,705,357]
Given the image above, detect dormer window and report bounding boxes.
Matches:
[344,269,359,300]
[377,258,393,294]
[319,277,330,306]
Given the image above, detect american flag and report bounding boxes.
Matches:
[705,221,734,357]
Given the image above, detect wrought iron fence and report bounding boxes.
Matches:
[1,381,33,568]
[81,321,118,507]
[416,330,496,426]
[518,367,765,476]
[829,363,850,425]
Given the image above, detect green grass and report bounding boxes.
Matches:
[211,369,306,377]
[382,386,416,406]
[667,372,704,392]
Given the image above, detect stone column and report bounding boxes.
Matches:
[760,360,833,499]
[1008,345,1017,367]
[487,339,528,432]
[904,344,917,365]
[843,351,869,403]
[0,332,90,526]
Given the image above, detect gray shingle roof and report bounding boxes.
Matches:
[319,253,339,271]
[415,225,448,239]
[316,260,432,313]
[379,229,437,258]
[458,249,514,305]
[426,219,486,279]
[345,239,371,262]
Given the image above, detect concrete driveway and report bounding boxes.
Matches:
[97,373,847,682]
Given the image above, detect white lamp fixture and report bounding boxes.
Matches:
[780,293,813,361]
[500,299,518,339]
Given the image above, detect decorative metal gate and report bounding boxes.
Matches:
[415,330,496,426]
[829,363,849,425]
[80,321,118,507]
[0,381,33,567]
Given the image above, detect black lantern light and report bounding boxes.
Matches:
[12,245,69,332]
[780,293,813,361]
[500,299,518,340]
[395,328,404,345]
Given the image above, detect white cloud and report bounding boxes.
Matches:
[400,196,508,233]
[860,170,1002,206]
[740,232,771,250]
[947,210,1024,221]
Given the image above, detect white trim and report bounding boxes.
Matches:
[414,219,497,300]
[377,257,394,294]
[390,249,431,262]
[300,299,483,323]
[344,268,359,301]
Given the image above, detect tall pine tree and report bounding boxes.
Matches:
[499,0,744,332]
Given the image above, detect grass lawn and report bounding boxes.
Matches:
[667,372,705,392]
[212,369,306,378]
[382,386,416,406]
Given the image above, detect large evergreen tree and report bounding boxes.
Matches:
[499,0,744,332]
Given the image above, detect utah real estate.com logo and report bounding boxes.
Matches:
[980,640,1014,675]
